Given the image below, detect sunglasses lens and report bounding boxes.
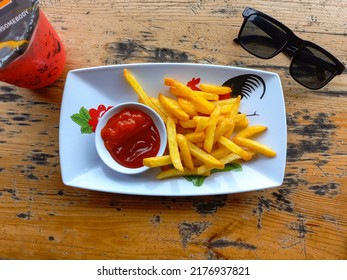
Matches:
[239,14,288,58]
[290,46,337,89]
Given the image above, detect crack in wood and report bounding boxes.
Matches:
[178,221,211,248]
[105,40,192,64]
[193,196,227,216]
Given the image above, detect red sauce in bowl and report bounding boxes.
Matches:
[101,109,160,168]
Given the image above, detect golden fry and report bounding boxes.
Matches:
[124,69,166,121]
[164,77,185,88]
[166,117,184,171]
[233,137,277,157]
[213,118,235,144]
[177,98,198,118]
[220,104,233,115]
[220,152,242,164]
[204,105,221,153]
[235,117,249,128]
[227,95,241,117]
[231,113,247,122]
[210,147,233,159]
[199,83,232,95]
[193,90,219,101]
[143,155,172,168]
[169,86,186,98]
[197,163,221,175]
[159,93,189,121]
[177,134,194,170]
[190,97,215,115]
[213,98,239,106]
[156,168,209,180]
[192,116,210,132]
[188,141,224,169]
[218,136,253,161]
[197,152,241,174]
[179,119,197,129]
[176,126,194,135]
[149,97,172,120]
[164,78,215,115]
[226,113,248,128]
[235,125,268,138]
[223,122,236,139]
[184,131,205,143]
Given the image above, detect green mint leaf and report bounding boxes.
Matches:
[70,113,88,126]
[184,175,207,187]
[70,107,90,126]
[80,124,93,134]
[79,107,91,122]
[71,107,92,133]
[211,163,242,174]
[184,163,243,187]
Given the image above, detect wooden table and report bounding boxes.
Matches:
[0,0,346,260]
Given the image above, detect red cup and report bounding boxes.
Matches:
[0,9,66,89]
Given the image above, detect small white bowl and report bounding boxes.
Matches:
[95,102,167,174]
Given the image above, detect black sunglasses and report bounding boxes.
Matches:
[235,7,345,90]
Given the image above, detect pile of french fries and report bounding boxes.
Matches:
[123,69,276,180]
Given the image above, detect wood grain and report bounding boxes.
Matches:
[0,0,346,259]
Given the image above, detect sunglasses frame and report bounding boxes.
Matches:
[237,7,345,89]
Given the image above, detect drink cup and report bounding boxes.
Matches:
[0,1,66,89]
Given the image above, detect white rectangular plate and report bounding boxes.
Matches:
[59,63,287,196]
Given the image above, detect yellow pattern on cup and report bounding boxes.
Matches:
[0,40,29,50]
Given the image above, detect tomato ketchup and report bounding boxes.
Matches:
[101,109,160,168]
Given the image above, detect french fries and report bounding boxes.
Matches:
[217,136,253,161]
[203,105,221,153]
[177,98,197,118]
[176,134,194,170]
[166,117,184,172]
[188,141,224,169]
[233,137,277,157]
[124,69,167,122]
[234,125,267,138]
[199,83,232,95]
[165,78,215,115]
[158,93,189,121]
[123,69,276,182]
[143,155,172,168]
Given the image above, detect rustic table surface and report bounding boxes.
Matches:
[0,0,346,260]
